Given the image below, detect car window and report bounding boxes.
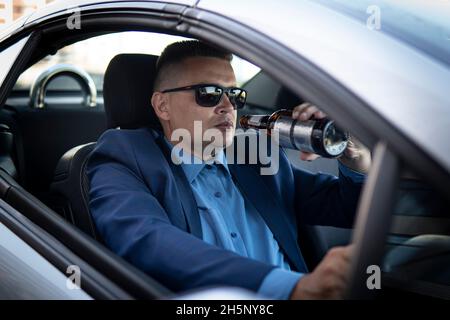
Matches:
[13,31,260,92]
[381,165,450,298]
[0,36,29,88]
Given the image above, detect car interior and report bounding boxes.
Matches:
[0,20,449,299]
[0,28,361,298]
[3,31,351,266]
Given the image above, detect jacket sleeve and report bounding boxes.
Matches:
[292,161,364,228]
[86,130,275,293]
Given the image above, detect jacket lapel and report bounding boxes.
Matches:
[153,132,203,239]
[229,164,308,272]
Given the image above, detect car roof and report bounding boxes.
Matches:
[1,0,449,172]
[0,0,195,40]
[313,0,450,67]
[24,0,196,25]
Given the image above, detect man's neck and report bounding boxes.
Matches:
[166,137,223,162]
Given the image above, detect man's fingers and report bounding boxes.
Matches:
[292,102,327,162]
[292,103,327,121]
[293,245,355,300]
[322,254,351,284]
[327,276,347,296]
[297,106,319,121]
[328,244,355,262]
[323,245,355,283]
[342,244,355,262]
[300,151,320,161]
[334,258,351,284]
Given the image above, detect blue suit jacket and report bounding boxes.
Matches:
[87,127,362,293]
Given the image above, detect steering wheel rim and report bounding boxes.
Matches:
[29,63,97,109]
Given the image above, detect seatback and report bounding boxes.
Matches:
[0,123,18,179]
[51,143,98,238]
[50,54,159,238]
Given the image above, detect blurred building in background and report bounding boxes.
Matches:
[0,0,55,26]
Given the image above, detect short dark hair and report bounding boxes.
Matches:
[153,40,233,90]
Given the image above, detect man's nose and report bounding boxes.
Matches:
[216,93,235,114]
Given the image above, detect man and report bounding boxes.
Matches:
[87,40,371,299]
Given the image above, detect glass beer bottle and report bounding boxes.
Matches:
[240,109,349,158]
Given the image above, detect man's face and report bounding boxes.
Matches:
[162,57,237,151]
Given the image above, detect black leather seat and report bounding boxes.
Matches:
[0,123,18,179]
[51,54,160,238]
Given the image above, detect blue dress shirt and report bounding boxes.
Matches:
[168,139,365,299]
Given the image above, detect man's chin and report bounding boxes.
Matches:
[221,131,235,148]
[205,128,234,145]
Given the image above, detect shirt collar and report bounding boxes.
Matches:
[163,137,230,183]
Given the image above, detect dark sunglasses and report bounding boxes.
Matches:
[161,84,247,109]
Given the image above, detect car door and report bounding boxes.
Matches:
[0,33,170,299]
[1,0,448,300]
[0,198,120,299]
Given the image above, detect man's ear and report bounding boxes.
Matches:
[151,92,170,121]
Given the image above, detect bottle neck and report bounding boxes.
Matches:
[270,109,292,121]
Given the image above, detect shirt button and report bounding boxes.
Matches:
[214,191,222,198]
[230,232,237,238]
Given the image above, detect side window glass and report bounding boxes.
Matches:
[0,36,29,89]
[11,32,188,108]
[240,71,281,117]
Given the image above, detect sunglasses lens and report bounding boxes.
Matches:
[195,86,247,109]
[228,89,247,109]
[196,86,223,107]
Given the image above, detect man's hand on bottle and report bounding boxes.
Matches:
[292,103,371,174]
[290,244,354,300]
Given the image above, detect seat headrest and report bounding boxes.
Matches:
[103,53,161,130]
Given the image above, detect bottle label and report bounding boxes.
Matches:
[246,115,267,127]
